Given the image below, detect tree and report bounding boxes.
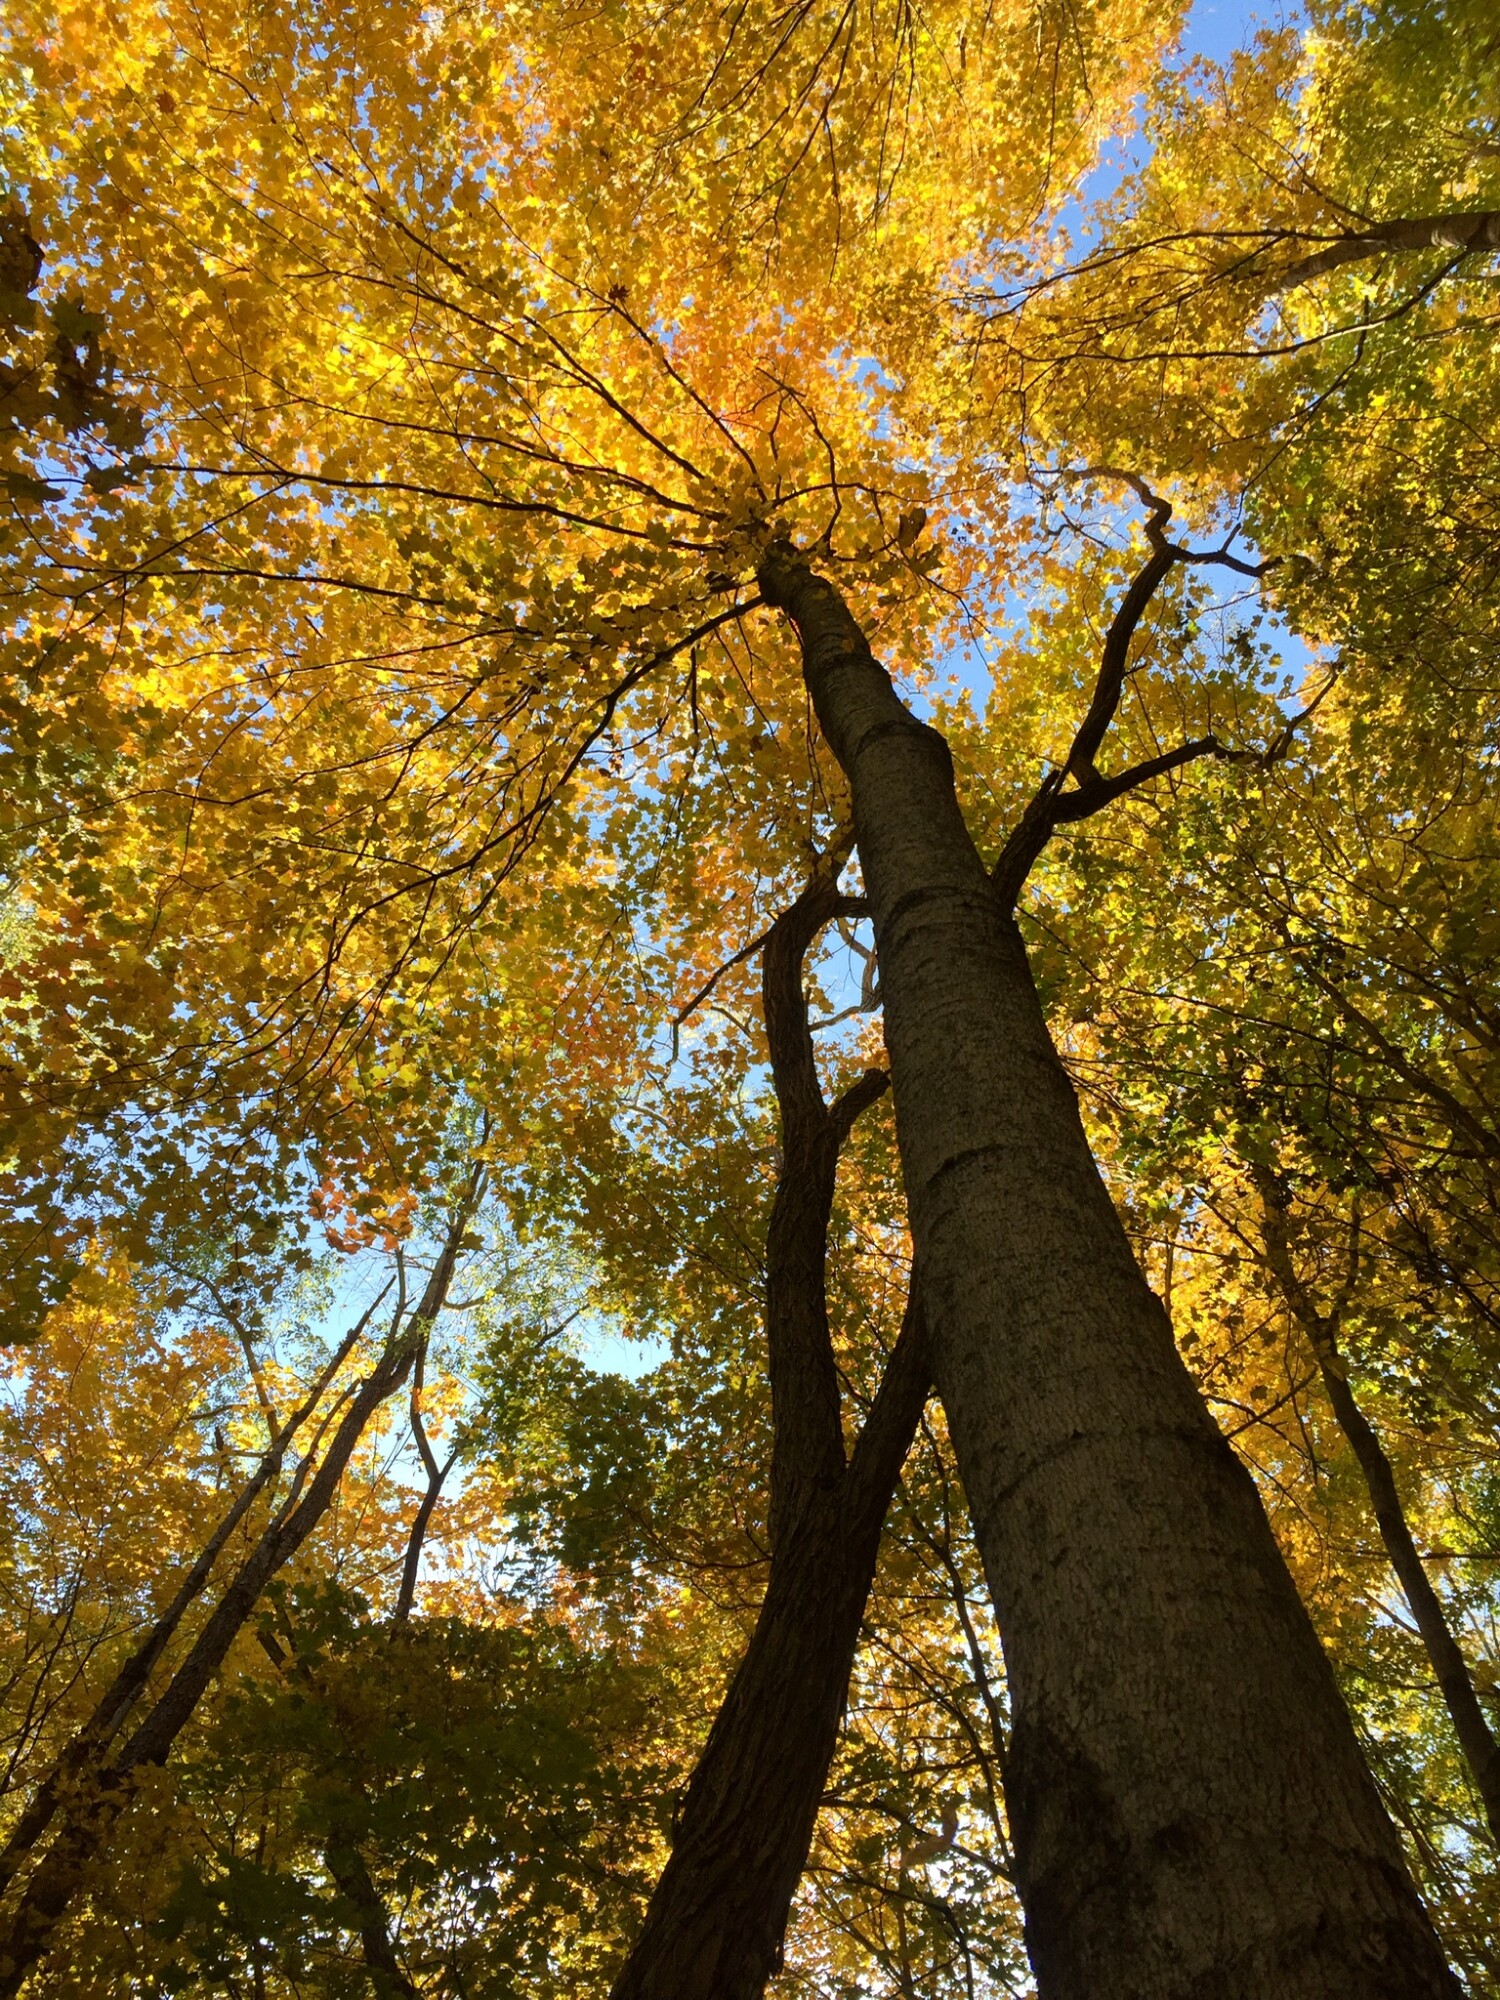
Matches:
[754,536,1453,1995]
[0,1169,481,1992]
[2,0,1497,1989]
[608,844,929,2000]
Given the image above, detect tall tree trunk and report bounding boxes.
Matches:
[1254,1176,1500,1846]
[611,1303,927,2000]
[757,540,1458,2000]
[609,858,930,2000]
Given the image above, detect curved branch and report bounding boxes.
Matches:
[761,840,885,1549]
[1048,735,1224,824]
[994,477,1281,906]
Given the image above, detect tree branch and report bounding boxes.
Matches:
[1048,735,1224,824]
[841,1286,930,1543]
[672,825,857,1059]
[0,1172,483,1997]
[1252,1168,1500,1845]
[0,1284,391,1898]
[761,841,888,1549]
[1272,209,1500,291]
[994,475,1281,906]
[392,1349,464,1629]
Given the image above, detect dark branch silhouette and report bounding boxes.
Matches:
[993,473,1280,905]
[610,843,929,2000]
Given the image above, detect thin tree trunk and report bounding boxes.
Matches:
[391,1351,460,1630]
[1255,1178,1500,1846]
[758,539,1457,2000]
[0,1295,384,1899]
[323,1836,420,1999]
[0,1185,478,1998]
[608,856,930,2000]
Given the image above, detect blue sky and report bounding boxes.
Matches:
[1180,0,1281,63]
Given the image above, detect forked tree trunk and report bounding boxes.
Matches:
[609,863,929,2000]
[758,541,1458,2000]
[610,1305,926,2000]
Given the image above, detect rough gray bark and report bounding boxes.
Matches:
[758,538,1458,2000]
[1272,209,1500,289]
[608,857,930,2000]
[1255,1176,1500,1848]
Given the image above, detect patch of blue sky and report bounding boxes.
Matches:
[575,1311,671,1379]
[1079,0,1307,212]
[1178,0,1296,68]
[829,4,1317,726]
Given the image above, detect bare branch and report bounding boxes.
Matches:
[994,475,1283,906]
[1049,736,1224,824]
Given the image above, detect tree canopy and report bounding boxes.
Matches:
[2,0,1500,1992]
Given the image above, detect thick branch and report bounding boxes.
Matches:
[1067,544,1179,781]
[993,536,1179,904]
[1273,210,1500,291]
[118,1229,464,1774]
[258,1629,421,1993]
[841,1286,930,1543]
[830,1066,891,1147]
[608,844,925,2000]
[608,1269,927,2000]
[762,852,864,1147]
[324,1837,420,1999]
[993,473,1280,905]
[1048,735,1223,823]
